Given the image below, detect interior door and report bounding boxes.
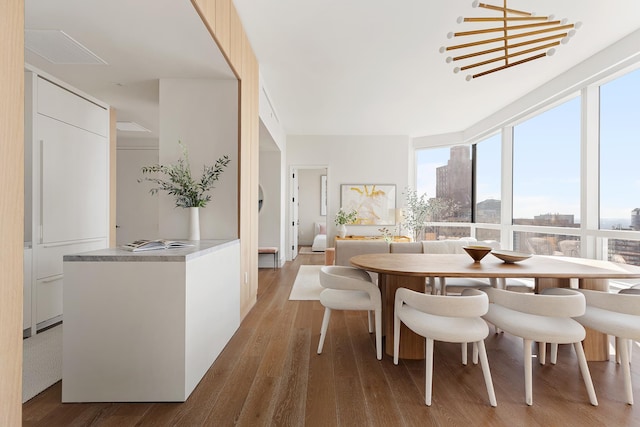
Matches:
[290,169,299,259]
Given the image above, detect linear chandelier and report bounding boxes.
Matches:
[441,1,580,80]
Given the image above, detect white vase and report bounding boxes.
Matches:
[188,207,200,240]
[337,224,347,238]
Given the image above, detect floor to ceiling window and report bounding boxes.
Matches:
[600,67,640,264]
[475,133,502,241]
[415,145,471,239]
[413,64,640,270]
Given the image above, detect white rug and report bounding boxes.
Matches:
[23,324,62,402]
[289,265,324,300]
[298,247,324,255]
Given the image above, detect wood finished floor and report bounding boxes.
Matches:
[23,253,640,426]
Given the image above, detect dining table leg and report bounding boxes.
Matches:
[382,273,426,359]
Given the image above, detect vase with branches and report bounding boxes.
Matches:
[334,208,357,238]
[401,188,431,242]
[138,141,231,239]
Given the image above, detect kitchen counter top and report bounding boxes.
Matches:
[63,239,237,262]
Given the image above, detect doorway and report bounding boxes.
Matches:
[290,167,328,259]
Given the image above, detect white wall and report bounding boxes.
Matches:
[258,150,282,267]
[158,79,238,240]
[297,168,327,246]
[287,135,411,257]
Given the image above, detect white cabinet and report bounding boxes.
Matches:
[23,247,32,331]
[25,68,110,333]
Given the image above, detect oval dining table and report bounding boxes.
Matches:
[350,253,640,360]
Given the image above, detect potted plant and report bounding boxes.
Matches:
[139,141,231,240]
[401,188,430,242]
[335,208,357,238]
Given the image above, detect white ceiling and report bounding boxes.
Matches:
[24,1,640,143]
[24,0,235,141]
[233,0,640,137]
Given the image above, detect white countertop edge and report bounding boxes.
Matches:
[63,239,239,262]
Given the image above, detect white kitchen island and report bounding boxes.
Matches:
[62,239,240,402]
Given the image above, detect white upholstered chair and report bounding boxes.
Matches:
[482,287,597,406]
[393,288,497,407]
[573,288,640,404]
[317,265,382,360]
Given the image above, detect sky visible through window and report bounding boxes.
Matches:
[416,66,640,229]
[600,67,640,228]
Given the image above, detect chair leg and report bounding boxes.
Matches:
[461,343,468,365]
[317,307,332,354]
[375,308,382,361]
[425,338,434,406]
[619,338,634,405]
[472,342,479,365]
[550,343,558,365]
[574,342,598,406]
[393,312,401,365]
[539,342,546,365]
[524,339,533,406]
[367,310,374,333]
[477,340,497,407]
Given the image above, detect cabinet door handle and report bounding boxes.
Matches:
[40,274,63,284]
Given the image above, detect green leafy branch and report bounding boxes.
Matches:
[139,141,231,208]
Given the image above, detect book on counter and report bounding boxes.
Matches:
[121,239,194,252]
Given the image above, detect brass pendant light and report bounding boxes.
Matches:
[441,1,580,80]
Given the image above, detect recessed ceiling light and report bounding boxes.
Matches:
[116,121,151,132]
[25,29,107,65]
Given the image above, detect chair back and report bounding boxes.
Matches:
[319,265,372,291]
[486,287,585,318]
[395,287,488,318]
[579,288,640,316]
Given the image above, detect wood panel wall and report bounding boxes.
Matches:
[191,0,260,318]
[0,1,25,425]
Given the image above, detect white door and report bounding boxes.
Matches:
[290,169,299,259]
[116,148,159,246]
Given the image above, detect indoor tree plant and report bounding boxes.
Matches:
[334,208,358,238]
[139,140,231,240]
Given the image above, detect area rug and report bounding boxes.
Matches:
[289,265,324,300]
[23,324,63,402]
[298,246,324,255]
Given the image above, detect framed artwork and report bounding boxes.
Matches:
[320,175,327,216]
[340,184,396,225]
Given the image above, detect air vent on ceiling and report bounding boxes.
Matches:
[25,29,107,65]
[116,121,151,132]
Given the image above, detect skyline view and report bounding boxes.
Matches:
[415,66,640,229]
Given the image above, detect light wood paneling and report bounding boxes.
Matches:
[192,0,260,319]
[0,0,24,425]
[215,0,231,55]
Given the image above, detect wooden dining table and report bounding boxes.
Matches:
[350,253,640,360]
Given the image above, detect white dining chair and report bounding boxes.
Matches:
[572,288,640,404]
[393,287,497,407]
[317,265,382,360]
[482,287,597,406]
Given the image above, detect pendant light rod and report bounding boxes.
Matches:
[476,2,530,16]
[446,24,573,51]
[450,35,563,62]
[470,52,546,79]
[453,20,562,37]
[458,41,559,71]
